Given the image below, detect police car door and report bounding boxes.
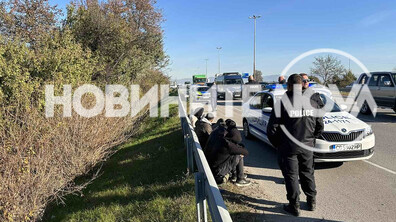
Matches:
[259,93,274,144]
[247,93,264,139]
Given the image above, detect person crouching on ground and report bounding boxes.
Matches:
[190,107,204,127]
[195,113,214,148]
[205,118,251,186]
[225,119,250,186]
[204,118,226,157]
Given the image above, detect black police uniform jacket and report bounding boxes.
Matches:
[267,90,324,154]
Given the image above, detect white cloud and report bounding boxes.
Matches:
[360,10,396,26]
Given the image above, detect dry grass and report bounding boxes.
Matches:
[42,105,196,222]
[0,102,147,221]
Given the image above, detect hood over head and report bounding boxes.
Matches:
[193,107,204,119]
[226,127,242,144]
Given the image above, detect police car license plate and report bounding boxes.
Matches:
[330,143,362,151]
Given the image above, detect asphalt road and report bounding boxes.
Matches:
[194,99,396,221]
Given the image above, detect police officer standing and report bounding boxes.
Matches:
[243,75,260,103]
[210,83,217,112]
[267,74,324,216]
[247,75,257,84]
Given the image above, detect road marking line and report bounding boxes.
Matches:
[363,160,396,175]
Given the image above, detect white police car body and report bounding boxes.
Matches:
[242,88,375,162]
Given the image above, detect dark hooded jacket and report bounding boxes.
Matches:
[195,118,212,148]
[190,107,204,127]
[225,120,243,145]
[206,120,248,170]
[212,118,226,131]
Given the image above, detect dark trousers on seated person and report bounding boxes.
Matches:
[213,155,244,183]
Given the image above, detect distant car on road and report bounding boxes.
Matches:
[242,89,375,162]
[356,72,396,114]
[191,85,211,102]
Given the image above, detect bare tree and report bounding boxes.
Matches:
[310,55,346,85]
[0,0,62,47]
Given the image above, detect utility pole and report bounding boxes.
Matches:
[349,58,351,72]
[216,47,222,74]
[249,15,261,77]
[205,59,209,76]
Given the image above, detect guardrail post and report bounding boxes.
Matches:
[184,120,191,174]
[188,135,194,173]
[195,172,207,222]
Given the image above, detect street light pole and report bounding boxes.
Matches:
[249,15,261,77]
[216,47,222,74]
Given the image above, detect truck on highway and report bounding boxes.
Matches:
[192,74,207,86]
[215,72,244,99]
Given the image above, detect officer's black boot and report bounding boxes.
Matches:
[307,196,316,211]
[283,201,300,216]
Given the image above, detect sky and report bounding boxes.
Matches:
[51,0,396,80]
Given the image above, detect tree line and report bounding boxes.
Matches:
[252,55,357,87]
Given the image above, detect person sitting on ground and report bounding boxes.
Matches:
[225,119,250,185]
[190,107,204,127]
[195,113,214,148]
[204,118,226,156]
[212,118,225,130]
[206,120,251,186]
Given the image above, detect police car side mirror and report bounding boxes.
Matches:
[262,107,272,113]
[340,104,348,111]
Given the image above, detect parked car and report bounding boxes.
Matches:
[242,88,375,162]
[356,72,396,114]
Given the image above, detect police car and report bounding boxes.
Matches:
[188,85,212,104]
[242,86,375,162]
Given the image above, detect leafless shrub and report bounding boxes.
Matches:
[0,99,147,221]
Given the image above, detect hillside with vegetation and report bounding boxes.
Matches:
[0,0,169,221]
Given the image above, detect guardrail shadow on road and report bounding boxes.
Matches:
[220,189,282,214]
[221,190,342,222]
[246,174,284,184]
[231,212,342,222]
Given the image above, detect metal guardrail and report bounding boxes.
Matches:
[178,93,232,222]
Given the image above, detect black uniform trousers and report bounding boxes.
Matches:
[277,149,317,203]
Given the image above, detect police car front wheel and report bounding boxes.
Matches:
[243,120,253,139]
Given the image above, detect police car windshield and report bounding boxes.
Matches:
[197,87,208,91]
[319,94,341,112]
[225,79,242,84]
